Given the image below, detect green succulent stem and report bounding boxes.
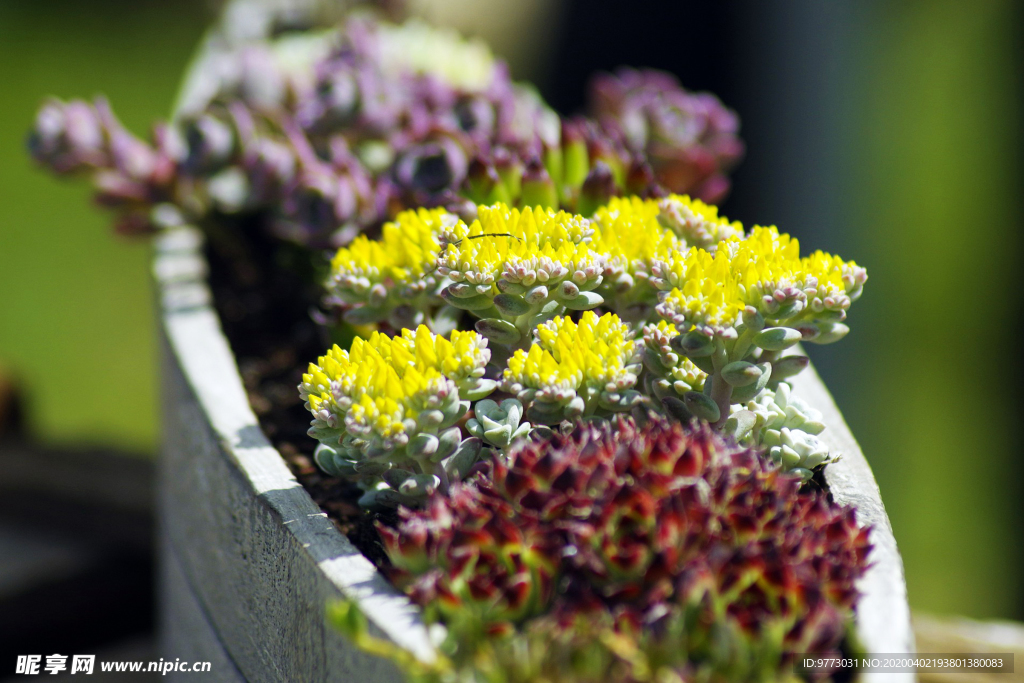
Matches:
[731,325,757,363]
[710,338,734,429]
[507,300,565,351]
[513,306,545,341]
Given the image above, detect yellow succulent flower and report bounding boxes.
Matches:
[587,196,742,322]
[590,195,680,270]
[656,247,747,333]
[437,204,603,289]
[799,250,868,311]
[502,311,641,420]
[654,225,865,336]
[300,325,492,449]
[328,207,457,304]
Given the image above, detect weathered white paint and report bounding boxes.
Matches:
[157,230,433,683]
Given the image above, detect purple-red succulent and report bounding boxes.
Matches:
[28,97,180,235]
[29,21,744,249]
[589,68,745,204]
[379,415,870,673]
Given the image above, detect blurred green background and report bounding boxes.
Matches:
[0,0,1020,622]
[844,0,1022,620]
[0,0,211,451]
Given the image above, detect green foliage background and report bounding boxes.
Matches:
[0,0,210,451]
[0,0,1020,621]
[840,1,1023,618]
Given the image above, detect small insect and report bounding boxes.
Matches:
[447,233,523,246]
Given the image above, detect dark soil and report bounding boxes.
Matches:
[203,218,395,568]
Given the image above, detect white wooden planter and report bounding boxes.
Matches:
[156,2,916,680]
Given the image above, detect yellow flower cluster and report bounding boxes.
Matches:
[300,191,869,502]
[437,204,602,288]
[590,196,680,271]
[300,326,491,446]
[325,200,755,330]
[502,311,640,418]
[655,226,865,335]
[587,194,743,275]
[801,249,868,305]
[583,196,744,319]
[328,207,455,304]
[656,247,748,332]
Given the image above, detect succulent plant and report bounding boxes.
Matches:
[655,192,743,250]
[315,196,863,471]
[586,195,680,322]
[333,598,817,683]
[465,398,531,450]
[29,98,115,175]
[652,227,867,338]
[458,117,667,217]
[28,97,179,235]
[361,416,870,681]
[319,194,758,335]
[298,325,493,506]
[588,68,745,204]
[435,203,606,349]
[30,18,746,249]
[648,224,867,426]
[325,206,458,328]
[728,380,833,478]
[500,311,643,424]
[640,320,707,401]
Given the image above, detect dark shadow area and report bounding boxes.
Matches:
[0,398,155,674]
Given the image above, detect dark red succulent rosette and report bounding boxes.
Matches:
[380,415,871,675]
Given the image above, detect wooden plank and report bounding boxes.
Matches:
[791,358,917,681]
[157,0,436,676]
[159,534,247,682]
[157,244,427,682]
